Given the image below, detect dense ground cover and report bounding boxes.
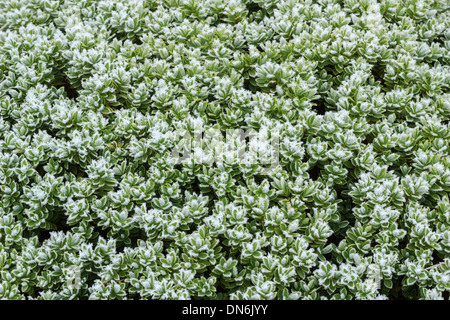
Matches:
[0,0,449,300]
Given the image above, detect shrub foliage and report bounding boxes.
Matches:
[0,0,449,300]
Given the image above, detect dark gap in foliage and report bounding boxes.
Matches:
[45,127,62,138]
[391,276,411,300]
[35,163,46,177]
[190,176,203,195]
[62,161,87,178]
[93,225,110,243]
[36,210,72,242]
[133,36,143,45]
[53,76,79,101]
[388,275,419,300]
[308,164,321,181]
[116,241,126,253]
[37,229,52,243]
[207,93,215,102]
[371,66,386,86]
[325,233,342,247]
[128,229,148,247]
[334,186,355,234]
[243,78,257,93]
[57,216,73,234]
[338,196,355,223]
[432,251,443,266]
[247,3,262,15]
[215,283,231,297]
[323,65,345,85]
[312,98,326,115]
[362,134,374,145]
